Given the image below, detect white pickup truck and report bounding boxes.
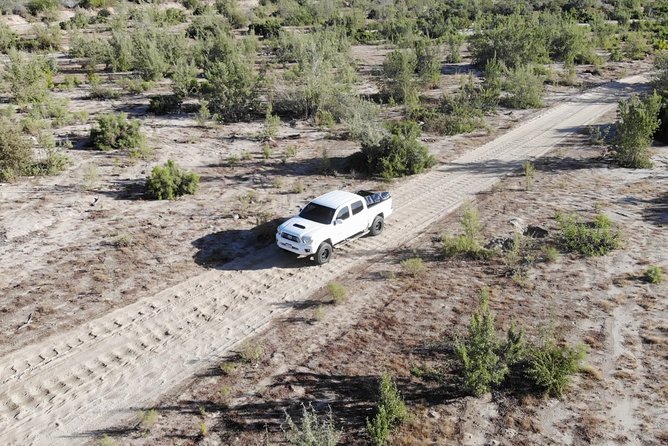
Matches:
[276,190,393,264]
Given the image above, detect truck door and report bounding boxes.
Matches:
[331,205,351,244]
[348,199,368,234]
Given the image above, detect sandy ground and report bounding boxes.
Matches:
[0,74,655,445]
[107,111,667,445]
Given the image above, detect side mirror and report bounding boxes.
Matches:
[334,219,343,226]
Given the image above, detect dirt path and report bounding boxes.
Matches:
[0,75,647,445]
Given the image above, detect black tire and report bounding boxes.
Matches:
[369,215,384,236]
[315,242,333,265]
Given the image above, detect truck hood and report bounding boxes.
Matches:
[278,216,329,239]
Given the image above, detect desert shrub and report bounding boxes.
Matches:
[264,103,280,139]
[2,51,56,105]
[90,113,144,151]
[249,18,282,39]
[327,281,348,304]
[148,95,182,115]
[523,160,535,191]
[357,121,435,179]
[503,65,545,109]
[400,257,426,277]
[526,341,586,397]
[215,0,248,28]
[556,213,621,256]
[109,30,133,72]
[623,31,652,60]
[98,434,116,446]
[412,38,441,86]
[366,405,390,446]
[238,339,264,363]
[146,159,200,200]
[31,25,62,51]
[117,77,154,94]
[26,0,57,15]
[181,0,200,10]
[455,289,508,396]
[469,14,549,68]
[69,33,112,71]
[443,29,464,63]
[442,204,491,260]
[202,53,260,122]
[544,15,600,64]
[0,23,18,54]
[644,265,664,284]
[284,403,341,446]
[366,373,408,446]
[131,30,169,81]
[170,61,199,100]
[0,118,33,182]
[26,147,71,177]
[613,92,662,168]
[187,14,230,40]
[381,48,418,106]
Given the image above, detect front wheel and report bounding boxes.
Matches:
[369,215,384,236]
[314,242,333,265]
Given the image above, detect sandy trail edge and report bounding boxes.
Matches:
[0,75,647,445]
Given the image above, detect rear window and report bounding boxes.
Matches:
[351,200,364,215]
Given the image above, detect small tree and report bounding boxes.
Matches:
[381,49,419,106]
[146,160,200,200]
[613,92,661,168]
[203,55,260,122]
[0,118,33,182]
[455,289,508,396]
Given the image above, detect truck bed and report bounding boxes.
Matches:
[357,190,391,209]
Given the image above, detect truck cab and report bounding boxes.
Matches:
[276,190,393,264]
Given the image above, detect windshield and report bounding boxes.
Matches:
[299,203,335,225]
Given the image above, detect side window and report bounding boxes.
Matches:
[351,200,364,216]
[336,206,350,221]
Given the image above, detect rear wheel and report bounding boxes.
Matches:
[315,242,333,265]
[370,215,384,236]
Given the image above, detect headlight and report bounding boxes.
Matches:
[301,235,313,244]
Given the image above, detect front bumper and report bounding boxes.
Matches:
[276,233,314,256]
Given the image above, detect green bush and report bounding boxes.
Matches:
[249,18,282,39]
[366,405,390,446]
[2,51,56,106]
[0,23,18,54]
[366,372,408,446]
[146,160,200,200]
[284,403,340,446]
[557,213,621,256]
[442,205,491,260]
[327,281,348,305]
[357,121,435,179]
[644,265,664,284]
[0,118,33,182]
[400,257,426,277]
[527,341,586,397]
[215,0,248,28]
[90,113,145,151]
[26,0,57,15]
[470,14,549,68]
[148,95,182,115]
[381,49,419,106]
[503,65,545,109]
[613,92,662,168]
[203,53,260,122]
[455,289,508,396]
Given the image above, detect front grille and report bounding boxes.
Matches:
[282,232,300,243]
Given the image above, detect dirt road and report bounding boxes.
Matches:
[0,75,647,445]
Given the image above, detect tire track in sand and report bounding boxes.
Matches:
[0,75,646,445]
